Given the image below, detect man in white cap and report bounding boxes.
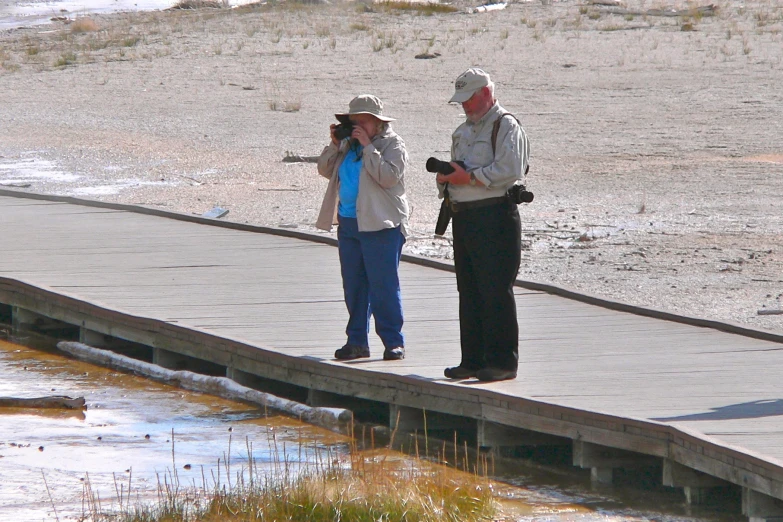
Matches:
[437,68,530,382]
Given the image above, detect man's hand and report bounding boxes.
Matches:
[436,162,477,185]
[329,124,340,146]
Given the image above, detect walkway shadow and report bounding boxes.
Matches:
[653,399,783,422]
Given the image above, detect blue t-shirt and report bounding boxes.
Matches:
[338,144,363,218]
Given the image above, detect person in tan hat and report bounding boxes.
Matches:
[438,68,530,382]
[316,94,409,362]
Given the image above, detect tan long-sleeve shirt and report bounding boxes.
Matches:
[316,127,410,236]
[444,102,530,203]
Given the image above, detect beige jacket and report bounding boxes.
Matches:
[316,127,410,237]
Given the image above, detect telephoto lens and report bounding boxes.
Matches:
[426,158,466,175]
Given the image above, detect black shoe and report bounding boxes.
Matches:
[383,347,405,360]
[476,368,517,382]
[444,366,477,379]
[334,344,370,360]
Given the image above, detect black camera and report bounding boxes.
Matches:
[427,156,534,204]
[333,114,354,141]
[427,157,466,237]
[426,157,465,175]
[509,184,534,204]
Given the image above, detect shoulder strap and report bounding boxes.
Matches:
[491,112,520,156]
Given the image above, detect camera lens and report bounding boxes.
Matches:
[425,157,456,174]
[334,124,352,141]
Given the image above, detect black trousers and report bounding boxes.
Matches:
[451,199,521,372]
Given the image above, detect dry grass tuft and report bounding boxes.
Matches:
[376,1,459,15]
[53,51,78,67]
[71,17,101,33]
[79,432,497,522]
[171,0,229,9]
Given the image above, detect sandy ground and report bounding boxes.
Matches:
[1,0,782,337]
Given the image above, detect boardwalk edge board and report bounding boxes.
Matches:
[3,276,783,506]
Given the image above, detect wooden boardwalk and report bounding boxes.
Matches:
[2,189,783,517]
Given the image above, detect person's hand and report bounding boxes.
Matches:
[351,126,371,147]
[436,162,473,185]
[329,124,340,146]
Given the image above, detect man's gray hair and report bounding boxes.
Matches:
[487,81,495,98]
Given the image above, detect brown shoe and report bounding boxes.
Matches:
[383,347,405,360]
[444,366,477,379]
[334,344,370,360]
[476,368,517,382]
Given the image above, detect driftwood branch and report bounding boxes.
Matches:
[597,4,717,17]
[283,152,319,163]
[0,396,86,409]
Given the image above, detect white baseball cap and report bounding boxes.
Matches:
[449,68,491,103]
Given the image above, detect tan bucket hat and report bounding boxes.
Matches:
[449,68,491,103]
[335,94,395,122]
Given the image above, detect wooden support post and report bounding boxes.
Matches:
[153,347,188,369]
[573,440,659,485]
[743,488,783,522]
[389,405,476,434]
[306,389,331,408]
[390,404,423,432]
[478,420,570,454]
[662,459,728,505]
[80,328,107,348]
[0,303,12,324]
[152,347,226,376]
[12,306,79,339]
[307,389,388,425]
[12,306,38,331]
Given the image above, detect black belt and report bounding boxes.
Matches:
[449,196,508,213]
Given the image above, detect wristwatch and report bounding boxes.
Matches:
[469,172,477,186]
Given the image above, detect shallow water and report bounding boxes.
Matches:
[0,0,255,30]
[0,154,177,196]
[0,337,349,521]
[0,337,740,521]
[0,0,173,30]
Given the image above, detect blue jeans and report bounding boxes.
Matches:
[337,216,405,350]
